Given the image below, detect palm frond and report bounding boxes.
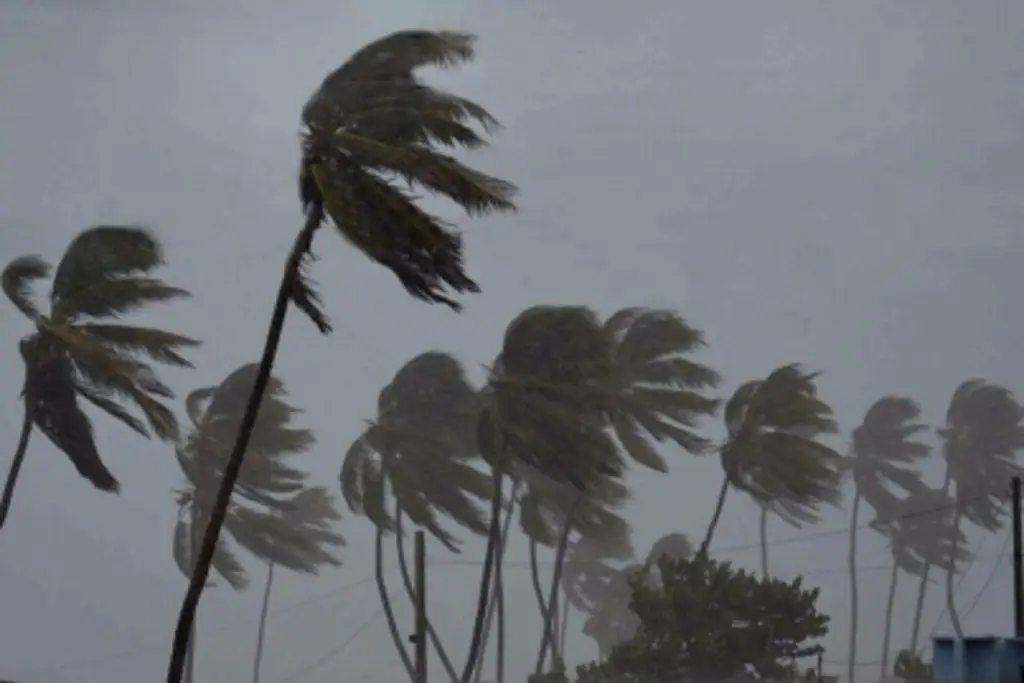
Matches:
[2,255,50,319]
[51,276,190,323]
[80,324,199,368]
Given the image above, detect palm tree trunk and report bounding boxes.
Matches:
[535,497,579,675]
[378,526,416,680]
[252,563,275,683]
[529,540,546,625]
[395,512,459,683]
[558,595,570,662]
[461,467,505,683]
[167,204,324,683]
[0,408,33,529]
[496,562,505,683]
[881,558,898,676]
[473,489,518,683]
[759,506,769,577]
[699,477,730,556]
[910,471,951,652]
[945,506,965,638]
[848,492,860,683]
[184,634,196,683]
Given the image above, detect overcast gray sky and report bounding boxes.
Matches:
[2,0,1023,682]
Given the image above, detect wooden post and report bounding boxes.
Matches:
[1013,476,1023,637]
[415,530,428,683]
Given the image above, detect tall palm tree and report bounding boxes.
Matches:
[343,351,488,683]
[699,364,842,557]
[937,379,1024,638]
[168,30,517,683]
[1,225,198,528]
[845,396,931,683]
[173,364,344,683]
[872,488,967,677]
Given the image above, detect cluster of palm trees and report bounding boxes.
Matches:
[3,25,1024,683]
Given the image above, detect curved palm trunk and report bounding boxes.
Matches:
[167,206,324,683]
[528,540,546,625]
[558,596,570,662]
[535,497,579,675]
[473,490,518,683]
[945,506,965,638]
[252,563,275,683]
[461,467,505,683]
[759,506,769,577]
[848,492,860,683]
[395,513,459,683]
[881,558,898,676]
[0,408,33,529]
[378,527,416,680]
[910,471,952,652]
[699,477,730,556]
[496,562,505,683]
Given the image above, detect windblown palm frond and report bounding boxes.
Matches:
[297,30,517,315]
[175,364,343,589]
[1,226,198,527]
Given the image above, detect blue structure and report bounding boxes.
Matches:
[932,636,1024,682]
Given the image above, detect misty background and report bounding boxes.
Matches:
[1,0,1023,681]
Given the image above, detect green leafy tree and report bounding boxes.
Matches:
[937,379,1024,638]
[1,225,198,527]
[173,364,344,683]
[845,396,930,683]
[343,351,488,683]
[168,30,517,683]
[602,554,829,681]
[700,364,842,559]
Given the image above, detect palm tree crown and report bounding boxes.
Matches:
[297,30,518,314]
[1,226,198,526]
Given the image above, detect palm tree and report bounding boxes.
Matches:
[699,364,842,557]
[871,488,966,676]
[845,396,931,683]
[343,351,489,683]
[937,379,1024,638]
[168,30,517,683]
[173,364,344,683]
[1,225,198,528]
[478,306,718,677]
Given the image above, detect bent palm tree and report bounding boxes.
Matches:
[2,225,198,527]
[938,379,1024,638]
[845,396,930,681]
[343,351,488,683]
[699,364,842,556]
[174,364,344,683]
[168,30,517,683]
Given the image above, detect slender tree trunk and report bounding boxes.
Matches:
[252,563,275,683]
[395,513,459,683]
[699,477,730,556]
[185,505,202,683]
[535,499,579,675]
[378,527,415,680]
[461,466,505,683]
[881,558,898,676]
[496,561,505,683]
[910,471,951,652]
[474,489,518,683]
[167,205,324,683]
[848,492,860,683]
[529,540,546,623]
[945,506,965,638]
[759,506,769,577]
[0,408,33,529]
[558,595,570,662]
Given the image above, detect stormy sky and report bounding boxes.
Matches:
[1,0,1023,682]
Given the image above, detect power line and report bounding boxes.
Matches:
[961,531,1012,622]
[275,607,388,683]
[21,570,389,677]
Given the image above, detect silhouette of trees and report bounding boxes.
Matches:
[844,396,931,683]
[700,364,842,558]
[168,29,517,683]
[936,379,1024,637]
[1,225,198,528]
[173,364,343,683]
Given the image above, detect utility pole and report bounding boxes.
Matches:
[1013,476,1023,637]
[415,530,428,683]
